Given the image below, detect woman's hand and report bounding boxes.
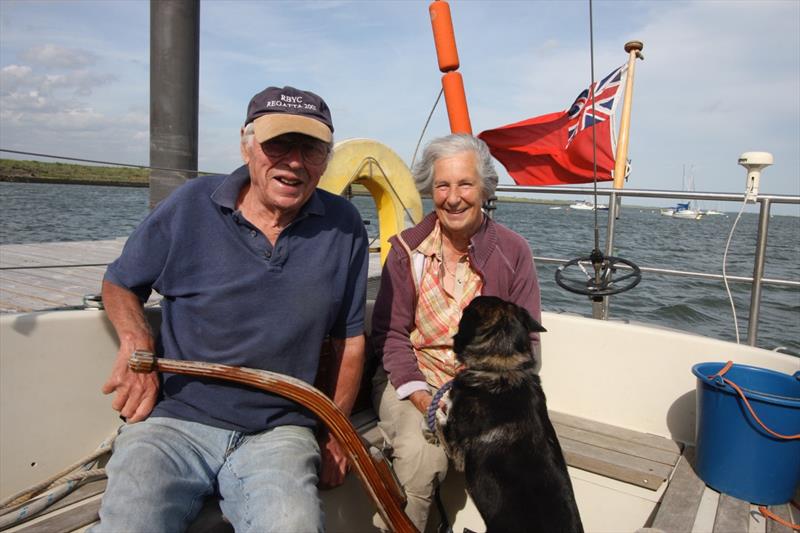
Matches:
[408,390,433,415]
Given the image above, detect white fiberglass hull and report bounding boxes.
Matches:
[1,307,797,532]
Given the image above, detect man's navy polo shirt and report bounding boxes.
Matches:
[105,165,368,433]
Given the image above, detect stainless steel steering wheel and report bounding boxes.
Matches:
[555,254,641,297]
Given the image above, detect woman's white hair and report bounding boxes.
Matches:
[411,134,499,200]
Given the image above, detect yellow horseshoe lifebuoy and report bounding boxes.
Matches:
[319,139,423,264]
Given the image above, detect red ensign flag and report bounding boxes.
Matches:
[479,65,626,186]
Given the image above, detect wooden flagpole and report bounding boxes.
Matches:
[612,40,643,189]
[602,41,643,318]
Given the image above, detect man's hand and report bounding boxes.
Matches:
[318,432,348,489]
[100,280,158,423]
[102,339,159,423]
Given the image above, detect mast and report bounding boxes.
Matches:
[612,40,643,189]
[149,0,200,208]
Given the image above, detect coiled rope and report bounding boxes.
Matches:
[0,430,117,529]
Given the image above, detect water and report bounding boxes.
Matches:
[1,182,148,243]
[2,181,798,354]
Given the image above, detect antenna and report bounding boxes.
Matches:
[738,151,773,203]
[554,0,642,303]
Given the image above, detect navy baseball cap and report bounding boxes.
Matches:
[244,86,333,143]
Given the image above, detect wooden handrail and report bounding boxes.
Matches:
[128,351,418,533]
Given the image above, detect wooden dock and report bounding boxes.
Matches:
[0,240,382,314]
[0,239,125,313]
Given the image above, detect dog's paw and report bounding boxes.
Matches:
[450,450,465,472]
[434,390,451,426]
[435,406,449,427]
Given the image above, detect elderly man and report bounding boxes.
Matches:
[94,86,368,532]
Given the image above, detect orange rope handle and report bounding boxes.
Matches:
[709,361,800,440]
[758,506,800,530]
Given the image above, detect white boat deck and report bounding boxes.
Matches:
[0,239,383,314]
[5,413,797,533]
[2,241,798,533]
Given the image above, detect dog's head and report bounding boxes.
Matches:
[453,296,546,370]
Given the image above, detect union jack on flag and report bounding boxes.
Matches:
[565,64,627,148]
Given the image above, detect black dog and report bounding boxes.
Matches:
[436,296,583,533]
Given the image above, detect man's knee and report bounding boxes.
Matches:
[224,475,322,533]
[219,426,322,532]
[96,419,219,532]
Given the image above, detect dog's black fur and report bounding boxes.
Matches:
[437,296,583,533]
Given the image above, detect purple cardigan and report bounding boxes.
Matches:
[371,212,542,393]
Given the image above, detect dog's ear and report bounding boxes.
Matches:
[517,306,547,334]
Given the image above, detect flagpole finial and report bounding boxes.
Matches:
[624,40,644,60]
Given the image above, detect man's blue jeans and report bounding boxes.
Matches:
[92,417,322,532]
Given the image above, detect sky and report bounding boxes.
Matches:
[1,0,798,215]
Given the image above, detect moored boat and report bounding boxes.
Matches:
[569,200,608,211]
[672,205,703,219]
[660,201,703,219]
[661,166,705,219]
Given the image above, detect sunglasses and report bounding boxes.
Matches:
[260,136,329,165]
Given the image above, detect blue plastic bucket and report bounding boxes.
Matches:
[692,362,800,504]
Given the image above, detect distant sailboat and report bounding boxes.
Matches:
[671,204,703,219]
[660,165,703,219]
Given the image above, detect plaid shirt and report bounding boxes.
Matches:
[409,222,482,387]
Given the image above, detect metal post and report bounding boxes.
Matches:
[746,198,771,345]
[591,293,605,319]
[594,190,619,319]
[484,195,497,219]
[149,0,200,208]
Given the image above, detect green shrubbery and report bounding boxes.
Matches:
[0,159,148,186]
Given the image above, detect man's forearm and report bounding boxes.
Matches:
[328,335,365,416]
[102,280,155,350]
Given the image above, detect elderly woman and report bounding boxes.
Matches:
[371,134,541,531]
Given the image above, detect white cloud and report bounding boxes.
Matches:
[0,89,54,114]
[0,64,33,90]
[20,44,96,69]
[1,41,121,151]
[2,48,116,128]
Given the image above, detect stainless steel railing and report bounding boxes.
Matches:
[493,185,800,346]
